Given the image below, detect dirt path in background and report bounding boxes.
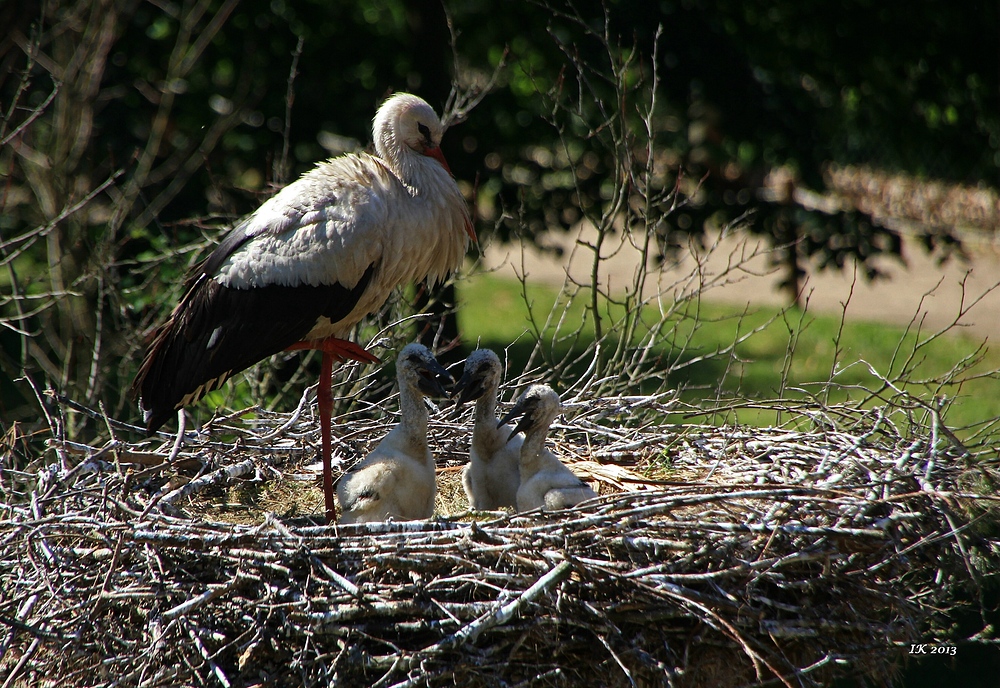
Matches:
[478,225,1000,342]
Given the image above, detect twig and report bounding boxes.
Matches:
[157,458,256,506]
[163,576,244,621]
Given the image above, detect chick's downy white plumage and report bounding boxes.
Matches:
[337,344,452,523]
[500,385,598,512]
[453,349,521,510]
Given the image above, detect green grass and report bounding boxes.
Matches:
[457,272,1000,439]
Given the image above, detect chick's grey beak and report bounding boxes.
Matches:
[508,413,535,442]
[497,400,533,444]
[497,407,518,432]
[417,359,454,398]
[452,370,487,407]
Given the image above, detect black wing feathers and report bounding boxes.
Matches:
[201,219,256,278]
[133,263,375,434]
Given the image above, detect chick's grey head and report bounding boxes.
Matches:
[397,343,453,398]
[497,384,562,443]
[452,349,502,406]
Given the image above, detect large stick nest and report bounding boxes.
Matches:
[2,393,998,687]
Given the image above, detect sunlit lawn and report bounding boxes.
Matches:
[457,272,1000,439]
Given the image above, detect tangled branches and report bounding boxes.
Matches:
[2,394,998,687]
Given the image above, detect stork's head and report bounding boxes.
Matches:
[452,348,503,406]
[397,343,453,399]
[373,93,450,174]
[497,384,562,444]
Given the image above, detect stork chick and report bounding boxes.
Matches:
[337,344,451,523]
[499,385,597,512]
[453,349,521,510]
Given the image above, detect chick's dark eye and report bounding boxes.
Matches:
[417,123,431,139]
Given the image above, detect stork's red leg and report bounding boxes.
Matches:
[285,336,380,523]
[318,351,336,523]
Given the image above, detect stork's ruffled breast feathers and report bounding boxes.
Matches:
[206,93,472,316]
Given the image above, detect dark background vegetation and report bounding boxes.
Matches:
[1,0,997,431]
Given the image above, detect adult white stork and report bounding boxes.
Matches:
[130,92,474,522]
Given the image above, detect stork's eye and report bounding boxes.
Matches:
[417,123,431,140]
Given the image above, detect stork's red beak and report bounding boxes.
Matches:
[424,146,453,175]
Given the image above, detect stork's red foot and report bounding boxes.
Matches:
[285,336,380,364]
